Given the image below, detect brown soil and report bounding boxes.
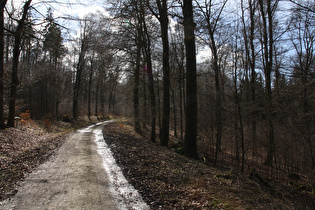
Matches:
[103,121,315,209]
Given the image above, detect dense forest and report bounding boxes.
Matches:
[0,0,314,180]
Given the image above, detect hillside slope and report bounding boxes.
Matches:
[103,121,315,209]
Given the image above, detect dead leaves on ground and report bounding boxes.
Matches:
[0,126,67,201]
[103,123,315,209]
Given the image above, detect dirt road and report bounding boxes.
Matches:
[0,121,148,210]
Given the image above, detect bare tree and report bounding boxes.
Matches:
[195,0,228,166]
[183,0,198,159]
[7,0,32,127]
[290,0,315,174]
[147,0,170,146]
[258,0,279,167]
[0,0,7,128]
[73,19,89,120]
[141,3,157,142]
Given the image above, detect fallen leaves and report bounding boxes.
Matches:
[0,126,67,201]
[103,122,315,209]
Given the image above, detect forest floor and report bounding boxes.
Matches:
[103,120,315,209]
[0,117,314,209]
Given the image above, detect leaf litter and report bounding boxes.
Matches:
[0,124,68,201]
[103,122,315,209]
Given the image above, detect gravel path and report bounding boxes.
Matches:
[0,122,147,210]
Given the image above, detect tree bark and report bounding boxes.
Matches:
[249,0,257,159]
[88,55,94,121]
[183,0,198,159]
[258,0,276,167]
[0,0,7,128]
[133,31,142,133]
[73,50,84,119]
[7,0,32,127]
[157,0,170,147]
[141,5,156,142]
[73,30,88,120]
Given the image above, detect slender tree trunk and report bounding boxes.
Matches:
[88,58,94,121]
[134,33,142,133]
[183,0,198,159]
[142,6,156,142]
[95,73,99,118]
[159,0,170,147]
[211,34,222,167]
[259,0,276,167]
[100,76,105,117]
[147,60,156,142]
[0,0,7,128]
[73,44,85,119]
[157,72,161,134]
[179,71,184,141]
[142,72,148,129]
[7,0,32,127]
[234,54,245,172]
[172,89,178,138]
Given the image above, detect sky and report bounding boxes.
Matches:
[12,0,109,39]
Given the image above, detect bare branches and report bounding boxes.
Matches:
[288,0,315,14]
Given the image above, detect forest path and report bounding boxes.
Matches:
[0,121,148,210]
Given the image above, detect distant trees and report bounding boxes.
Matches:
[289,0,315,176]
[195,0,228,166]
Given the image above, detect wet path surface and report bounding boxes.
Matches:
[1,121,148,210]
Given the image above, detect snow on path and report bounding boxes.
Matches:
[79,121,149,210]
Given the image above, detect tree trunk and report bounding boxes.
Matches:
[147,60,156,142]
[259,0,276,167]
[211,33,222,167]
[133,32,142,133]
[7,0,32,127]
[0,0,7,128]
[95,72,99,118]
[183,0,198,159]
[88,57,94,121]
[172,89,177,138]
[142,6,156,142]
[249,0,257,159]
[159,0,170,147]
[73,29,88,120]
[142,72,148,129]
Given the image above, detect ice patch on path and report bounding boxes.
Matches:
[80,122,150,210]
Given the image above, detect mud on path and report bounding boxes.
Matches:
[1,123,119,209]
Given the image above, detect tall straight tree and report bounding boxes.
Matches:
[258,0,278,166]
[141,3,157,142]
[195,0,228,166]
[183,0,198,159]
[133,0,142,133]
[0,0,7,128]
[241,0,258,158]
[148,0,170,146]
[7,0,32,127]
[73,20,89,120]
